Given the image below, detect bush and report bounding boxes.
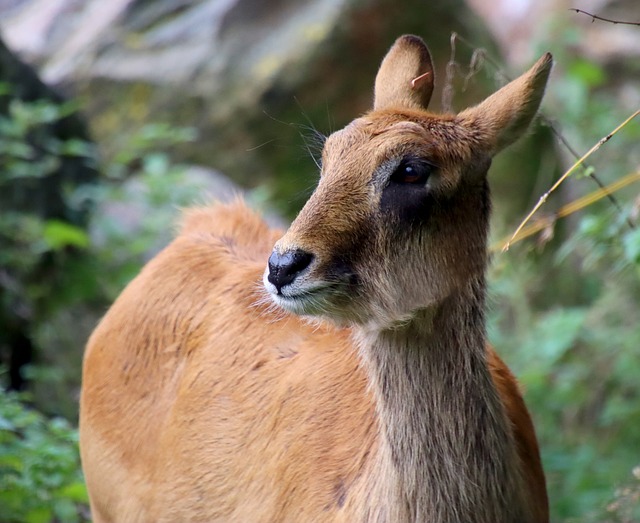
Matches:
[487,32,640,520]
[0,389,89,523]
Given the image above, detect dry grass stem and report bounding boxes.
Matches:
[502,109,640,252]
[493,171,640,251]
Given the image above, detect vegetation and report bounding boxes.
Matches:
[1,35,639,522]
[484,26,640,521]
[0,390,88,523]
[0,93,208,518]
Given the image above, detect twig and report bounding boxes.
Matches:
[493,171,640,251]
[441,33,459,113]
[503,109,640,252]
[570,8,640,26]
[541,115,636,230]
[451,33,509,84]
[451,33,632,228]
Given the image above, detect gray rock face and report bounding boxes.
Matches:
[2,0,347,88]
[0,0,499,216]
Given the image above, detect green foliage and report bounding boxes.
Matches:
[0,92,93,185]
[0,389,89,523]
[106,122,197,180]
[0,87,201,311]
[0,88,208,418]
[1,90,211,519]
[489,27,640,522]
[88,124,208,299]
[597,466,640,523]
[0,90,93,308]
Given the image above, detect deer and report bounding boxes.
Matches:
[80,35,552,522]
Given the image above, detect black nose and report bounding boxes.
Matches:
[267,249,313,293]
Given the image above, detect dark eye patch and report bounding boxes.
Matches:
[380,155,438,225]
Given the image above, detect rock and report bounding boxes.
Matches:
[0,0,510,217]
[91,163,283,261]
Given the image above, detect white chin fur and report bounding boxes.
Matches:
[262,270,338,317]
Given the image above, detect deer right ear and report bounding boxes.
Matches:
[458,53,553,156]
[373,35,434,112]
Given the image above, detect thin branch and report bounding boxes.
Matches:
[570,8,640,26]
[441,32,459,113]
[540,115,636,230]
[503,109,640,252]
[452,33,632,228]
[493,171,640,251]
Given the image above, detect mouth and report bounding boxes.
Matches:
[269,284,337,316]
[263,270,345,316]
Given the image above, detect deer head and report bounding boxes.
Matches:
[264,35,552,329]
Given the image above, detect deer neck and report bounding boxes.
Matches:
[356,276,530,523]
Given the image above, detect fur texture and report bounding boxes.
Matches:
[80,35,551,522]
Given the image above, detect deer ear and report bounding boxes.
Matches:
[373,35,434,111]
[458,53,553,156]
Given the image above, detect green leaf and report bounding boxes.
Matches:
[58,481,89,503]
[53,497,81,522]
[0,414,16,431]
[623,229,640,264]
[42,221,90,251]
[0,139,34,160]
[25,506,53,523]
[567,59,606,87]
[143,152,170,175]
[531,308,587,366]
[59,138,94,157]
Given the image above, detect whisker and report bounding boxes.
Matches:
[246,139,277,152]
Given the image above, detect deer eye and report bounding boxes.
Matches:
[390,158,433,185]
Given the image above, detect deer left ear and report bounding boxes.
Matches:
[458,53,553,157]
[373,35,435,112]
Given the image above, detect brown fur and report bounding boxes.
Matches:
[80,35,551,522]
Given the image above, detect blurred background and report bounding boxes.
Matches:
[0,0,638,521]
